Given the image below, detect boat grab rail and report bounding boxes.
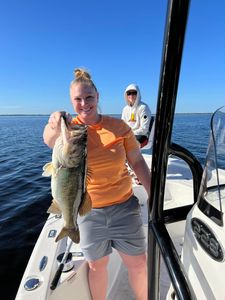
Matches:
[163,142,203,224]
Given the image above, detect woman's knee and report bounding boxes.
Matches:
[88,255,109,271]
[120,252,147,270]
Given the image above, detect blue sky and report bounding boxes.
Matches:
[1,1,225,115]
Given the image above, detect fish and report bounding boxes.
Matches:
[42,116,92,243]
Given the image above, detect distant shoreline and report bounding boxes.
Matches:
[0,112,213,117]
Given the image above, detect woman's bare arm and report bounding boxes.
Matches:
[126,148,151,198]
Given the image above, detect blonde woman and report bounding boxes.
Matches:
[43,68,151,300]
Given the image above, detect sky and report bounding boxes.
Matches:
[0,0,225,115]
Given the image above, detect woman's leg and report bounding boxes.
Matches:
[88,255,110,300]
[119,251,147,300]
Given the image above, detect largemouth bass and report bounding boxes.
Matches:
[42,116,91,243]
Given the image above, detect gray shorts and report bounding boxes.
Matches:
[77,195,146,261]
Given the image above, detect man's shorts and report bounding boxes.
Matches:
[77,195,146,261]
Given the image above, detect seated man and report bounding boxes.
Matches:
[122,83,151,147]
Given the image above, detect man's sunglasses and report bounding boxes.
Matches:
[126,91,137,96]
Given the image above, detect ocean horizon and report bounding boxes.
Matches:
[0,112,213,116]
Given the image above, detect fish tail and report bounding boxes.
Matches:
[55,227,80,244]
[79,192,92,216]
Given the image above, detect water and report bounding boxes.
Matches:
[0,116,52,299]
[0,113,211,299]
[172,113,211,163]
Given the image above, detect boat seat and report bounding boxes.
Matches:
[141,116,155,149]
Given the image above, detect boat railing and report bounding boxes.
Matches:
[163,142,203,224]
[147,0,201,299]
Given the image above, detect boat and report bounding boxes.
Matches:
[163,106,225,300]
[15,0,225,299]
[15,152,194,300]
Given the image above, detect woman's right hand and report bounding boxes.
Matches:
[48,111,63,133]
[43,111,72,148]
[48,111,72,131]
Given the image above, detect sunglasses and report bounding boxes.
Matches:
[126,90,137,96]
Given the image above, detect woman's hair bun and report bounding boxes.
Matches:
[71,67,97,92]
[74,68,91,80]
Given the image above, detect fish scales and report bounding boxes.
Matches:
[42,116,92,243]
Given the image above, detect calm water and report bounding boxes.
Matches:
[0,113,211,299]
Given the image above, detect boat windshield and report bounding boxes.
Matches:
[199,106,225,218]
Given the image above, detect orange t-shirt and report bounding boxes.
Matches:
[72,115,139,208]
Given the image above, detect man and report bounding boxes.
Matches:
[122,83,151,147]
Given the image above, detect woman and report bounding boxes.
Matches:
[43,68,151,300]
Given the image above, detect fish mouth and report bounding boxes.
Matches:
[59,117,87,168]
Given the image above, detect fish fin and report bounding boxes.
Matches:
[86,168,93,185]
[47,200,62,214]
[42,162,54,177]
[55,227,80,244]
[79,192,92,216]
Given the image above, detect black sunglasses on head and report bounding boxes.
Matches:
[127,90,137,96]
